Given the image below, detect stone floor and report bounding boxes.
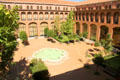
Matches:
[13,37,115,80]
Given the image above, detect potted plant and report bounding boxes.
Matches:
[19,31,29,45]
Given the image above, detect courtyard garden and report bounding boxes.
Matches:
[0,4,119,80]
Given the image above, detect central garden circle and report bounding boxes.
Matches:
[32,48,68,63]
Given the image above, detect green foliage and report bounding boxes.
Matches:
[93,54,104,66]
[0,5,19,78]
[30,59,49,80]
[94,41,101,47]
[58,34,69,43]
[82,32,88,38]
[44,27,49,36]
[19,31,28,42]
[90,36,96,41]
[101,34,113,54]
[54,16,60,35]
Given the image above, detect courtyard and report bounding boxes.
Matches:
[13,37,115,80]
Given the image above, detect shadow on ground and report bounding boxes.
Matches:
[50,64,115,80]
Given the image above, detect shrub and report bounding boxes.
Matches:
[44,27,49,36]
[19,31,28,42]
[93,54,104,66]
[94,41,101,47]
[83,32,88,38]
[30,59,49,80]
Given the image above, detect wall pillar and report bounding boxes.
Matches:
[80,22,83,33]
[26,23,29,37]
[96,25,100,41]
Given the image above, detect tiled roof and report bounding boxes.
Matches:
[0,0,114,6]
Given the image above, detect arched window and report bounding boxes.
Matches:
[40,6,42,10]
[114,12,119,24]
[33,12,38,20]
[19,23,26,32]
[28,12,32,20]
[79,13,81,20]
[50,12,54,20]
[60,13,63,20]
[95,13,98,22]
[21,12,26,21]
[82,13,85,21]
[100,13,104,23]
[27,6,29,10]
[90,13,94,22]
[39,12,43,20]
[106,13,111,23]
[31,6,33,10]
[8,5,11,9]
[29,23,37,36]
[37,6,39,10]
[45,12,48,20]
[86,13,89,21]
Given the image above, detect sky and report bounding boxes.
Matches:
[65,0,85,2]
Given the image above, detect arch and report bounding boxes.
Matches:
[113,27,120,46]
[100,13,105,23]
[50,12,54,20]
[76,22,80,35]
[19,23,26,32]
[113,12,119,24]
[29,22,38,37]
[106,12,111,23]
[82,23,88,33]
[90,24,97,41]
[100,25,108,40]
[40,22,48,36]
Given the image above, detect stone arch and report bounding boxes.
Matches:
[19,23,26,32]
[100,25,109,40]
[40,22,48,36]
[90,24,97,41]
[113,27,120,46]
[29,22,38,37]
[76,22,80,35]
[113,12,119,24]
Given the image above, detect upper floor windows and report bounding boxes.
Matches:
[90,13,94,22]
[100,13,104,23]
[27,6,29,10]
[106,13,111,23]
[39,12,43,20]
[95,13,98,22]
[79,13,81,20]
[28,12,32,20]
[21,12,26,21]
[116,4,120,9]
[37,6,39,10]
[33,12,38,20]
[8,5,11,9]
[82,13,85,21]
[114,12,119,24]
[86,13,89,21]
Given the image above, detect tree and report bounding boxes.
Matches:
[0,5,19,79]
[60,11,75,35]
[54,16,60,35]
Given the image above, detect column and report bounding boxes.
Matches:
[104,12,107,23]
[74,22,76,34]
[87,24,90,39]
[96,25,100,41]
[26,23,29,37]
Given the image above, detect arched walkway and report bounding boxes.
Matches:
[100,25,108,40]
[76,22,80,35]
[82,23,88,33]
[90,24,97,41]
[29,22,38,37]
[113,27,120,46]
[19,23,26,32]
[40,22,48,36]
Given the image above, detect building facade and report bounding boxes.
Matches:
[0,0,120,45]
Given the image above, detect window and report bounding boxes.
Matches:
[8,5,11,9]
[65,13,68,19]
[95,13,98,22]
[45,12,48,20]
[76,13,78,20]
[39,12,43,20]
[114,12,119,24]
[33,12,38,20]
[46,6,48,10]
[40,6,42,10]
[19,5,22,10]
[19,23,26,32]
[86,13,89,21]
[50,12,54,20]
[27,6,29,10]
[31,6,33,10]
[117,4,120,9]
[100,13,104,23]
[79,13,81,20]
[21,12,26,21]
[82,13,85,21]
[28,12,32,20]
[37,6,39,10]
[58,7,60,10]
[55,7,57,10]
[107,13,111,23]
[90,13,94,22]
[60,13,63,20]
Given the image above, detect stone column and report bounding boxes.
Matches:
[87,24,90,39]
[26,22,29,37]
[104,12,107,23]
[96,25,100,41]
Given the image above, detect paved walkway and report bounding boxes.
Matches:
[14,37,115,80]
